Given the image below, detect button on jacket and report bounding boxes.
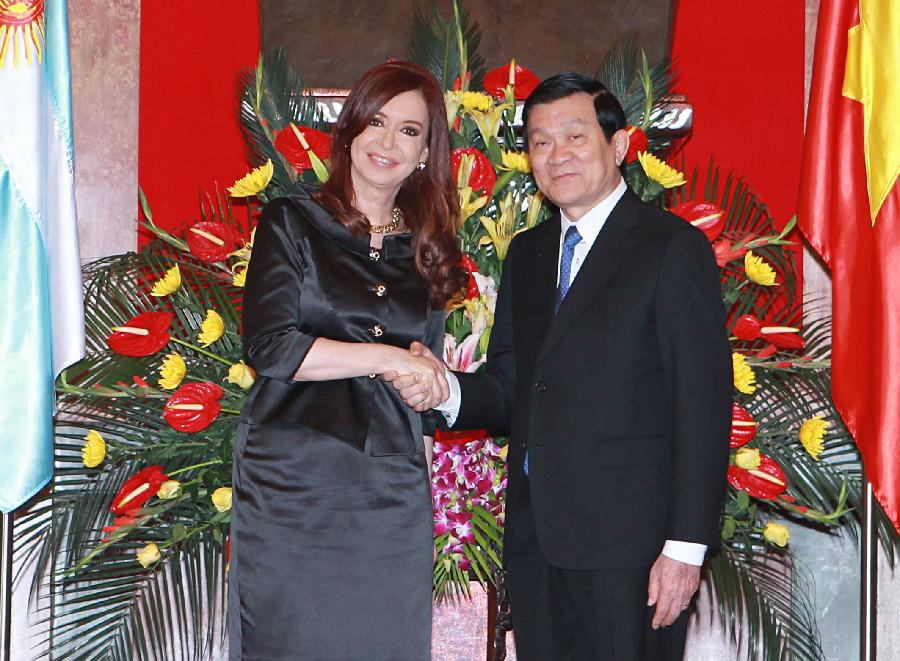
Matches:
[240,184,445,456]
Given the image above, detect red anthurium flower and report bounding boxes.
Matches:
[669,201,725,242]
[728,454,787,499]
[186,222,240,262]
[712,239,748,268]
[451,147,496,195]
[765,333,804,350]
[624,126,648,164]
[164,382,224,433]
[483,61,540,100]
[730,404,757,448]
[435,428,489,447]
[107,312,173,357]
[460,254,480,299]
[733,314,804,349]
[111,466,168,515]
[273,125,332,172]
[101,515,137,542]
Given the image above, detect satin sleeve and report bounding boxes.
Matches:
[242,200,317,384]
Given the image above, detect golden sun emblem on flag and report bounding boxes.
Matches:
[0,0,45,70]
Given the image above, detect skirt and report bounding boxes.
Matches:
[228,421,433,660]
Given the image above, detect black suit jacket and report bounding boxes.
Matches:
[453,189,732,570]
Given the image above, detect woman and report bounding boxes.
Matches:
[228,61,464,659]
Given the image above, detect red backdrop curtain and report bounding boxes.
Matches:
[138,0,260,236]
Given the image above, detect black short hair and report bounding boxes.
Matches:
[522,72,627,142]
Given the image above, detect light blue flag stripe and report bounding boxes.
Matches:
[0,0,83,513]
[0,161,55,512]
[44,0,74,167]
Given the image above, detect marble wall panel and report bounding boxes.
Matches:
[69,0,141,262]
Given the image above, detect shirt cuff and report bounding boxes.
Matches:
[435,370,461,427]
[661,540,707,566]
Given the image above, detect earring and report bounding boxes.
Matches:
[416,161,426,171]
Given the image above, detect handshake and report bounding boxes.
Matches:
[382,341,450,412]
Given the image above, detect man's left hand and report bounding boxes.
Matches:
[647,553,701,629]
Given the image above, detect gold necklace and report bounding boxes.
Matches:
[368,207,403,234]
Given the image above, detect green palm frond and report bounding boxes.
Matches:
[238,48,324,198]
[16,244,242,660]
[673,164,799,313]
[705,544,825,661]
[407,0,486,91]
[596,35,674,129]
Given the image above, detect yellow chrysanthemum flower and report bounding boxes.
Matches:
[212,487,233,512]
[227,361,256,390]
[460,91,494,113]
[198,310,225,347]
[82,429,106,468]
[744,251,778,286]
[158,352,187,390]
[157,480,182,500]
[227,159,273,198]
[137,542,162,568]
[734,447,761,470]
[500,150,531,173]
[150,265,182,297]
[732,352,757,394]
[763,521,789,547]
[798,416,830,461]
[637,151,685,188]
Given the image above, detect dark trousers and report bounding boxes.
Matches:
[505,479,689,661]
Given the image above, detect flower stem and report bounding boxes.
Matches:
[170,337,233,366]
[221,408,241,415]
[168,459,224,477]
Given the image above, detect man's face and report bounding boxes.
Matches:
[527,92,628,221]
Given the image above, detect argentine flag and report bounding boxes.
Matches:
[0,0,83,513]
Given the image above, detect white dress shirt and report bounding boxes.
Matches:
[436,178,706,566]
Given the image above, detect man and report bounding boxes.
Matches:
[391,73,732,660]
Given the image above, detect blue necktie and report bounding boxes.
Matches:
[555,225,582,312]
[525,225,582,477]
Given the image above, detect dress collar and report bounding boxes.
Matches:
[287,182,415,260]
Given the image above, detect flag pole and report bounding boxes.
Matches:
[860,473,877,661]
[0,509,12,661]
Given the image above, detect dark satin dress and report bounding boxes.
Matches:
[228,184,443,660]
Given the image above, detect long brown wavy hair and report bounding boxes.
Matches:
[317,61,465,307]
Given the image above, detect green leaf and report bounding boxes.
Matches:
[406,0,486,91]
[721,518,736,540]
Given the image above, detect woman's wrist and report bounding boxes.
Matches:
[369,343,403,376]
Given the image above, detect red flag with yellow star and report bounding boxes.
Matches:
[798,0,900,533]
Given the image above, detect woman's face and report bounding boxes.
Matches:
[349,90,430,198]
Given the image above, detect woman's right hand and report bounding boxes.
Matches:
[381,345,449,411]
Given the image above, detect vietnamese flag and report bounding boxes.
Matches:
[797,0,900,532]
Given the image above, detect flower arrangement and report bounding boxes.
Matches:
[19,3,887,660]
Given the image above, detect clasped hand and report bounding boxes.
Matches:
[383,342,448,412]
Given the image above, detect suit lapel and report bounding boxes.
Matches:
[539,190,641,359]
[520,214,560,354]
